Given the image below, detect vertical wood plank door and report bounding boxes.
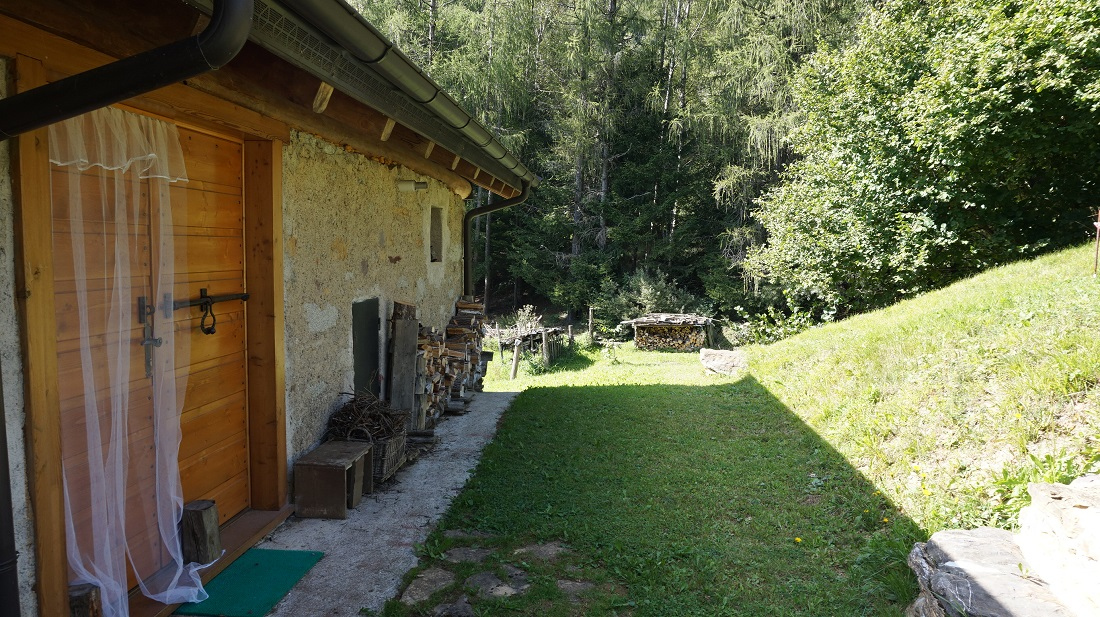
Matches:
[173,127,250,527]
[52,122,249,589]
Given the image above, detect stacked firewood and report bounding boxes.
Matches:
[448,298,487,394]
[416,327,447,426]
[411,299,489,421]
[621,313,711,351]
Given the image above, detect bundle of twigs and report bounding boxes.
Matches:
[325,391,408,443]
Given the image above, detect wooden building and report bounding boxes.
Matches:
[0,1,535,615]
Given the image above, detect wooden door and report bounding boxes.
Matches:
[173,127,250,525]
[53,121,249,587]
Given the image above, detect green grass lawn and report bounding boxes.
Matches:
[384,244,1100,617]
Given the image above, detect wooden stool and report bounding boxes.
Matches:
[294,440,373,519]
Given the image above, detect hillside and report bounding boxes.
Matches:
[747,243,1100,532]
[445,244,1100,615]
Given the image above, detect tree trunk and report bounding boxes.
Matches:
[483,210,492,313]
[573,146,584,257]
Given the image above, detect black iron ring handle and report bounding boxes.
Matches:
[200,300,217,335]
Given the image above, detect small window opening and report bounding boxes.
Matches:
[430,207,443,263]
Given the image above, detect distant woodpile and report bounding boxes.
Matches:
[621,313,712,351]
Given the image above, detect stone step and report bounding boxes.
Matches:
[907,527,1073,617]
[907,474,1100,617]
[1016,476,1100,616]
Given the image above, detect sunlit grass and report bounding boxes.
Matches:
[748,243,1100,531]
[384,244,1100,616]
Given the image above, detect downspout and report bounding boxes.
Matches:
[0,0,254,141]
[464,181,531,297]
[0,357,17,616]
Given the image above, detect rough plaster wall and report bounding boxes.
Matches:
[0,57,39,617]
[282,131,464,462]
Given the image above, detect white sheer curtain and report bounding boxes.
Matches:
[49,107,207,616]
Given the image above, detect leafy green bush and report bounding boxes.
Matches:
[723,307,818,346]
[747,0,1100,314]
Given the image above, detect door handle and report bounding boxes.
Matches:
[137,296,162,378]
[168,288,249,335]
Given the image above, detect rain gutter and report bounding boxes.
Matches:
[178,0,538,193]
[277,0,538,191]
[0,0,254,141]
[463,181,531,296]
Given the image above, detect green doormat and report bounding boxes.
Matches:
[175,548,324,616]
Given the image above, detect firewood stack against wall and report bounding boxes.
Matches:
[414,297,489,421]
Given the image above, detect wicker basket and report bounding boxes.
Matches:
[372,428,407,483]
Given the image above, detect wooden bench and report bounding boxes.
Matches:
[294,440,374,519]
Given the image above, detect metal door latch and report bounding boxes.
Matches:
[171,288,250,335]
[137,296,162,378]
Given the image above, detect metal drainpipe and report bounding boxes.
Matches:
[0,0,255,141]
[464,182,531,297]
[0,356,17,615]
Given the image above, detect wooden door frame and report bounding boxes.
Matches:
[4,16,291,615]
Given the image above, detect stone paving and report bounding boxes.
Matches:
[397,537,596,614]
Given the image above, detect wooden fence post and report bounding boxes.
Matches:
[568,325,574,347]
[541,330,550,365]
[510,338,522,380]
[588,307,594,341]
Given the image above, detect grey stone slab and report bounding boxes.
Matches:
[443,547,493,564]
[465,571,516,598]
[513,541,571,562]
[556,579,595,603]
[400,567,455,605]
[699,348,747,375]
[431,595,475,617]
[912,528,1073,617]
[502,564,531,593]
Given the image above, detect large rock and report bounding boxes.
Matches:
[908,527,1072,617]
[1016,475,1100,616]
[699,348,747,375]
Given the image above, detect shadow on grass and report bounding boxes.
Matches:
[437,375,924,617]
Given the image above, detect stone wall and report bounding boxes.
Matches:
[281,131,465,460]
[0,56,39,617]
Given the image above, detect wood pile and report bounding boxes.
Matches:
[416,327,447,426]
[414,297,489,420]
[621,313,712,351]
[445,298,487,408]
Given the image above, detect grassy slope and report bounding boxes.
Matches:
[390,244,1099,617]
[748,243,1100,531]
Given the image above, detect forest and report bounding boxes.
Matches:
[352,0,1100,333]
